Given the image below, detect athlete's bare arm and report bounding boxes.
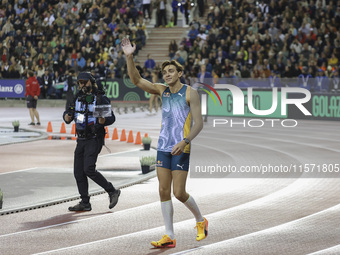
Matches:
[171,87,203,155]
[186,87,203,141]
[121,37,166,95]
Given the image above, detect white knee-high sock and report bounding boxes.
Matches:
[184,195,204,223]
[161,200,175,239]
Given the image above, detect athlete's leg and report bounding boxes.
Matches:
[171,153,190,202]
[172,169,207,240]
[29,108,35,123]
[172,170,189,202]
[33,108,40,123]
[157,166,172,201]
[172,170,203,222]
[157,166,175,240]
[172,169,201,219]
[172,170,203,221]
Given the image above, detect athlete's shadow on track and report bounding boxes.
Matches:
[21,211,113,229]
[148,246,201,254]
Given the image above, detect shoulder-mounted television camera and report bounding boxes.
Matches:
[77,93,95,104]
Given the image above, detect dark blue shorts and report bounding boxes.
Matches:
[26,95,37,108]
[156,151,190,171]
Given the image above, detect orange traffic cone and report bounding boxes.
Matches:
[47,121,53,133]
[60,122,66,133]
[71,136,77,140]
[105,127,109,138]
[135,131,142,145]
[120,129,126,141]
[112,128,118,140]
[127,130,134,143]
[71,123,75,134]
[144,133,148,137]
[61,136,66,140]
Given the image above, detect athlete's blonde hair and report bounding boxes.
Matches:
[161,60,184,73]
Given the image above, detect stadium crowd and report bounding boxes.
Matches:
[0,0,339,98]
[177,0,340,92]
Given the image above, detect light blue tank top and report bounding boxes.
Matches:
[158,85,191,153]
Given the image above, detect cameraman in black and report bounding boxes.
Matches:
[63,72,120,212]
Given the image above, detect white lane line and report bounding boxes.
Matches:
[0,167,38,175]
[99,148,142,158]
[170,203,340,255]
[202,129,340,154]
[308,244,340,255]
[170,247,203,255]
[0,148,142,175]
[32,180,339,255]
[196,135,303,163]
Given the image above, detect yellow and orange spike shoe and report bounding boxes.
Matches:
[195,217,208,241]
[151,235,176,248]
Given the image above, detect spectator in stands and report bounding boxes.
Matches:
[197,0,205,17]
[52,70,65,99]
[41,69,52,99]
[173,52,185,65]
[116,51,126,75]
[298,66,313,90]
[156,0,167,27]
[171,0,179,26]
[187,25,199,46]
[328,53,339,68]
[169,40,178,55]
[144,53,156,70]
[314,69,330,92]
[0,0,339,96]
[241,65,251,78]
[136,24,146,46]
[268,70,282,88]
[75,52,86,70]
[176,45,188,62]
[181,0,191,26]
[179,37,191,51]
[330,69,340,92]
[142,0,152,21]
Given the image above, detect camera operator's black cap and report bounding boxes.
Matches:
[77,72,96,84]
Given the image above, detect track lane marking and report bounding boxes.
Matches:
[170,203,340,255]
[31,180,340,255]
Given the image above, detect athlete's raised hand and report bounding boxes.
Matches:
[121,37,136,56]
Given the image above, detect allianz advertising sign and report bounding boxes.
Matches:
[0,79,25,98]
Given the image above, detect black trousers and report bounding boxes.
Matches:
[143,4,151,19]
[157,9,167,27]
[173,10,178,26]
[74,137,114,203]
